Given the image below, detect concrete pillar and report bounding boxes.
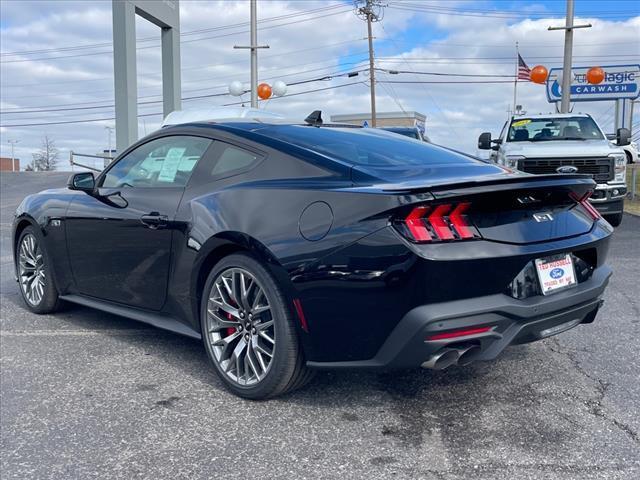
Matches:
[113,0,138,153]
[161,26,181,117]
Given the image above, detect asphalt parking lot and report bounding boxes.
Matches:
[1,172,639,480]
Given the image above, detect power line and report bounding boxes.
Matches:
[378,80,515,84]
[0,81,365,128]
[0,63,370,116]
[386,2,637,20]
[0,40,367,90]
[0,3,348,57]
[0,7,353,64]
[377,23,459,138]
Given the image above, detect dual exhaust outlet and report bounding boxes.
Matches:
[421,345,481,370]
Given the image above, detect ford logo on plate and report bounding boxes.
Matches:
[550,268,564,279]
[556,165,578,174]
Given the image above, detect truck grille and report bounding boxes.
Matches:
[519,157,613,182]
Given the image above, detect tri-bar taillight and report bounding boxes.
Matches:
[401,202,479,243]
[569,191,601,221]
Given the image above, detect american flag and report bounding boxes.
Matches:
[517,53,531,81]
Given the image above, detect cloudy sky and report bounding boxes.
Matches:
[1,0,639,170]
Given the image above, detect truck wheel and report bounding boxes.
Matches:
[604,212,623,227]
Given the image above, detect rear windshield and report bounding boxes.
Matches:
[260,125,470,167]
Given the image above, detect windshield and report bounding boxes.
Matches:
[507,116,604,142]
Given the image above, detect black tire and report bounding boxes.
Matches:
[625,151,633,164]
[201,253,310,399]
[15,226,63,314]
[604,212,623,227]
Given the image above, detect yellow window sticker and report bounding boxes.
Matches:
[512,119,531,127]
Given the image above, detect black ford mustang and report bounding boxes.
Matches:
[13,115,613,399]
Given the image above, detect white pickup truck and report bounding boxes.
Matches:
[478,113,630,226]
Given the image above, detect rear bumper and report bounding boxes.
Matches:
[307,264,612,370]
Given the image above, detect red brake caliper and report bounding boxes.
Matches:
[225,312,237,337]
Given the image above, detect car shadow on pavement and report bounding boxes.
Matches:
[3,285,537,409]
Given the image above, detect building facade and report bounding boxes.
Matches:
[0,157,20,172]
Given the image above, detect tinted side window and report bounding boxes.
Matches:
[101,136,212,188]
[209,143,260,178]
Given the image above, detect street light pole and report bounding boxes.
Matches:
[7,139,19,172]
[548,0,591,113]
[234,0,269,108]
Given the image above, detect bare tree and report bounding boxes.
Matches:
[31,136,59,171]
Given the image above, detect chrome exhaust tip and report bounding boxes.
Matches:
[457,345,481,366]
[421,348,460,370]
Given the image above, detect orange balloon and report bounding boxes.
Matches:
[257,83,272,100]
[530,65,548,84]
[586,66,605,85]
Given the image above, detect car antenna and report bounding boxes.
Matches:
[304,110,323,127]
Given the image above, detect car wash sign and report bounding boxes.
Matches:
[546,64,640,102]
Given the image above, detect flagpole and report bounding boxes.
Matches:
[513,41,519,115]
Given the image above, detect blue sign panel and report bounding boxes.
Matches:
[546,64,640,103]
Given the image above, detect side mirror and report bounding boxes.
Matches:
[67,172,95,192]
[478,132,492,150]
[616,127,631,146]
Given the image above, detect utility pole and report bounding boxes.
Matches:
[105,126,114,153]
[548,0,591,113]
[234,0,269,108]
[7,139,19,172]
[356,0,384,127]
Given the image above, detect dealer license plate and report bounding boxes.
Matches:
[534,254,577,295]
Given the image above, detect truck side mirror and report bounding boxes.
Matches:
[616,127,630,146]
[478,132,492,150]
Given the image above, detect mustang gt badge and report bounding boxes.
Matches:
[533,212,554,222]
[556,165,579,174]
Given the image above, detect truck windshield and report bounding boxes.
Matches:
[507,116,604,142]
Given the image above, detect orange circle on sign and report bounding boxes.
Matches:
[257,83,272,100]
[586,66,605,84]
[530,65,548,84]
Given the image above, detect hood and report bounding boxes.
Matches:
[503,139,622,158]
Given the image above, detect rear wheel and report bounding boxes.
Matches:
[604,212,623,227]
[201,253,311,399]
[16,226,63,314]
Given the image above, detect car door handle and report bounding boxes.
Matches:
[140,213,169,229]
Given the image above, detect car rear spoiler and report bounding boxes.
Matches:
[378,174,596,198]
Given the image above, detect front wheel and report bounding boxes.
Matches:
[604,212,623,227]
[16,226,63,314]
[201,253,312,399]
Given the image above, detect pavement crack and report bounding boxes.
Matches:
[547,337,639,446]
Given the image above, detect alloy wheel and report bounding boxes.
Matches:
[18,233,45,306]
[205,267,275,386]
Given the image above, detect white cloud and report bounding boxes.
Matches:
[0,1,638,168]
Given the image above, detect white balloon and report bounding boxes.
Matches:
[228,81,244,97]
[272,80,287,97]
